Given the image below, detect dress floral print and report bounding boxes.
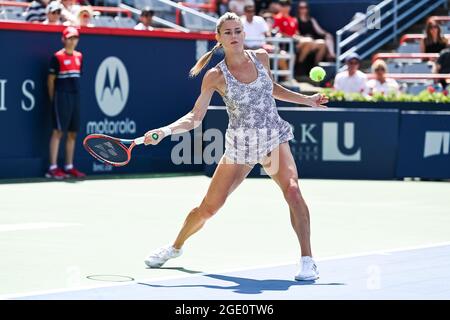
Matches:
[217,50,294,165]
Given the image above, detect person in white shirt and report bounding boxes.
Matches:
[229,0,254,16]
[241,5,269,49]
[367,59,400,95]
[59,0,80,25]
[134,8,154,31]
[43,1,63,25]
[334,53,367,94]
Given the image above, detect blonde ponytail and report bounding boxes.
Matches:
[189,42,222,77]
[189,12,241,78]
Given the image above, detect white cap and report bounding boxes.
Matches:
[46,1,62,14]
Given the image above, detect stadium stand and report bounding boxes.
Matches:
[0,0,449,94]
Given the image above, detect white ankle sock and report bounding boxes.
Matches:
[64,164,73,171]
[49,164,57,171]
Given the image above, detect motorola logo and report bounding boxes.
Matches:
[88,57,135,135]
[95,57,129,117]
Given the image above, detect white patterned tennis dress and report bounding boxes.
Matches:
[217,50,294,166]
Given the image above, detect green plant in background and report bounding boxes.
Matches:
[321,88,450,103]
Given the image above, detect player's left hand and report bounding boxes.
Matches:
[308,93,329,108]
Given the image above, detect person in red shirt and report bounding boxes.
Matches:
[46,27,86,179]
[273,0,324,70]
[273,0,297,37]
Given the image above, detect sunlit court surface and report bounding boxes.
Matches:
[1,176,449,300]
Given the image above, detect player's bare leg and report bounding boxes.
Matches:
[262,142,312,257]
[262,142,318,280]
[173,157,253,248]
[145,156,253,268]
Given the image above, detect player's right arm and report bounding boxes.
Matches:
[144,68,222,145]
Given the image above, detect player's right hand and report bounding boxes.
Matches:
[144,129,163,145]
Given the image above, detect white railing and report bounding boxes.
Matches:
[266,37,295,82]
[120,2,190,32]
[245,37,295,82]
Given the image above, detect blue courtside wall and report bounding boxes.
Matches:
[203,107,450,180]
[397,111,450,179]
[1,25,449,180]
[0,27,215,178]
[203,107,400,180]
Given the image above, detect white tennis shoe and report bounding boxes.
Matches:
[295,256,319,281]
[144,245,183,268]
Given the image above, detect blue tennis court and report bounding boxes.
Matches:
[1,177,449,300]
[10,243,450,300]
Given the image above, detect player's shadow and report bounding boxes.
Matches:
[138,273,345,295]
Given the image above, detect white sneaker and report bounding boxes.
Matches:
[295,256,319,281]
[144,245,183,268]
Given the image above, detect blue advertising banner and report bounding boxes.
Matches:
[203,107,400,179]
[2,26,449,181]
[396,111,450,179]
[0,27,215,178]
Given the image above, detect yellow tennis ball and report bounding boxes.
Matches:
[309,66,326,82]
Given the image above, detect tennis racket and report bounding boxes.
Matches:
[83,133,158,167]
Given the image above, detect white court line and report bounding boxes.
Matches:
[1,240,450,300]
[0,223,82,232]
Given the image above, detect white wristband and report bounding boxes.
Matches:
[160,126,172,137]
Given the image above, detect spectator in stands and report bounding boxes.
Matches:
[25,0,49,23]
[43,1,63,25]
[59,0,80,25]
[46,27,85,179]
[229,0,255,16]
[367,59,400,95]
[134,8,154,31]
[216,0,229,16]
[420,18,449,55]
[296,1,335,60]
[273,0,322,66]
[267,1,280,14]
[262,11,274,33]
[241,5,270,50]
[76,6,94,27]
[334,53,367,94]
[433,47,450,89]
[272,0,296,37]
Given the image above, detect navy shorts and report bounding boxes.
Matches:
[52,91,80,132]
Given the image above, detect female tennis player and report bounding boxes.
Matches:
[143,12,327,281]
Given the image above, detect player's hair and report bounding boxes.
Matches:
[189,12,241,77]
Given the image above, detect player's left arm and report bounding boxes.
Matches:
[254,49,328,108]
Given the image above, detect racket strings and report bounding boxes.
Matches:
[94,141,119,159]
[85,137,129,164]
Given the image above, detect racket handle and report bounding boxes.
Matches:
[134,136,145,145]
[152,133,159,140]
